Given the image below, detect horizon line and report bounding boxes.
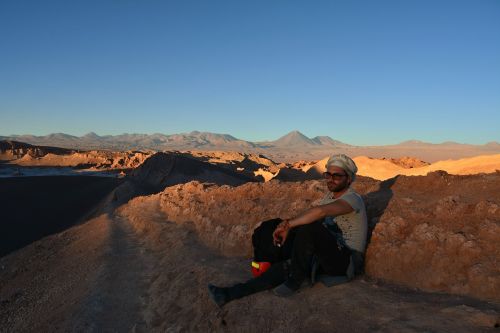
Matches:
[1,130,499,147]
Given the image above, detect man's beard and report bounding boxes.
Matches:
[328,181,349,193]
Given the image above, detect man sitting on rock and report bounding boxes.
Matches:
[208,154,367,307]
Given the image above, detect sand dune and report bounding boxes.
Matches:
[353,156,405,180]
[412,154,500,175]
[354,154,500,180]
[299,154,500,181]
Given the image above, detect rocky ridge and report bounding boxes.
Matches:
[156,172,500,302]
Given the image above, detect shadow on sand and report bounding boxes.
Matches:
[362,176,397,247]
[0,176,122,257]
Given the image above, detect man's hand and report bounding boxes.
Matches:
[273,220,290,247]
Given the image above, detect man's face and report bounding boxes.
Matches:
[324,165,350,192]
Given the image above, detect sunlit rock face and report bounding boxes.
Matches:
[0,140,152,169]
[0,140,75,160]
[159,180,328,257]
[365,171,500,301]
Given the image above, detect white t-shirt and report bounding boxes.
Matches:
[320,188,368,253]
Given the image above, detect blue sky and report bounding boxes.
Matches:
[1,0,499,145]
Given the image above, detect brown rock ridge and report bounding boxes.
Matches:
[178,150,280,180]
[107,152,258,207]
[366,171,500,301]
[1,140,152,170]
[0,140,76,160]
[157,172,500,302]
[11,150,151,169]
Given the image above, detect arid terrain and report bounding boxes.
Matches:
[2,130,500,162]
[1,141,499,332]
[2,139,499,181]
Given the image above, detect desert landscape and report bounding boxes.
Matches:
[3,130,500,163]
[3,1,499,331]
[0,137,499,332]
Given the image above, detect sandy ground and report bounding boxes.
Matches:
[1,189,499,332]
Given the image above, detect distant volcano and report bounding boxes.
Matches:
[270,130,319,147]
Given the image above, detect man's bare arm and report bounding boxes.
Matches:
[272,199,355,245]
[288,199,354,229]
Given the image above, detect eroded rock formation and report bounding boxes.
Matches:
[366,171,500,301]
[156,171,500,301]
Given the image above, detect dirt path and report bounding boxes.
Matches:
[0,207,156,332]
[69,213,155,332]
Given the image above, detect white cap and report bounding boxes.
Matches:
[325,154,358,182]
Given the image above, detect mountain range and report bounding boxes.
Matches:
[0,130,351,150]
[1,130,499,162]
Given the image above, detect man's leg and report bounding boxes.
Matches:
[278,221,350,294]
[253,218,294,263]
[226,260,289,299]
[209,218,297,307]
[208,260,289,307]
[283,222,317,290]
[312,223,351,276]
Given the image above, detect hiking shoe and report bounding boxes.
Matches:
[207,284,228,308]
[272,283,298,297]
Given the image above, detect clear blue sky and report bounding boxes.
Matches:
[1,0,499,145]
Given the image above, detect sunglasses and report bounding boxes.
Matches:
[323,171,348,180]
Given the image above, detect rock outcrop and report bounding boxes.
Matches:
[365,171,500,301]
[381,156,430,168]
[109,152,257,206]
[157,171,500,301]
[0,140,76,160]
